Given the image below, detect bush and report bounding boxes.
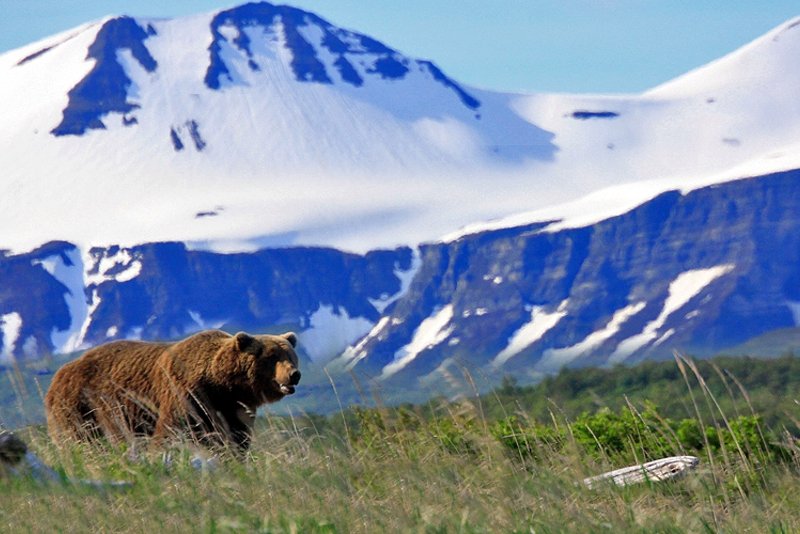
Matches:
[490,405,789,468]
[571,405,674,461]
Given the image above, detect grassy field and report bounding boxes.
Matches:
[2,354,800,532]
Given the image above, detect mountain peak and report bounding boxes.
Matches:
[646,15,800,97]
[37,2,481,140]
[204,2,481,108]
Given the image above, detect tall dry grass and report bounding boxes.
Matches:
[1,353,799,532]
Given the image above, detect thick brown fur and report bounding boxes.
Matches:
[44,330,300,451]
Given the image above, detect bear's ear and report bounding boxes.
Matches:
[234,332,258,354]
[281,332,298,347]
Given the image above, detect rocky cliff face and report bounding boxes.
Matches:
[2,170,799,401]
[0,242,413,363]
[340,169,800,389]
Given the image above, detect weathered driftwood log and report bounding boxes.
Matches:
[583,455,699,489]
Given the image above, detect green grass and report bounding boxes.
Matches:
[2,353,800,532]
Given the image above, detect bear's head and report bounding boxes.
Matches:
[212,331,301,405]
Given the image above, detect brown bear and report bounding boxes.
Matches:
[44,330,301,451]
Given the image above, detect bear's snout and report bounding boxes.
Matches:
[289,369,301,386]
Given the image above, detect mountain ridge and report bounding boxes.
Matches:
[2,3,800,398]
[338,169,800,387]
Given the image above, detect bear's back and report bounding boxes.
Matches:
[51,340,169,397]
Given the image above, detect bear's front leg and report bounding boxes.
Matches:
[151,391,191,446]
[227,403,256,451]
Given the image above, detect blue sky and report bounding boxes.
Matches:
[1,1,798,93]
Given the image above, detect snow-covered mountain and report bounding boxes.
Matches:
[0,3,555,254]
[2,3,800,400]
[2,4,800,255]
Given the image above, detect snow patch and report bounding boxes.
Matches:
[75,290,101,350]
[1,312,23,361]
[84,248,142,285]
[33,247,90,353]
[301,304,373,362]
[492,300,569,367]
[337,316,390,370]
[187,310,226,331]
[381,304,454,379]
[537,302,646,371]
[653,328,676,347]
[610,265,735,362]
[217,23,240,43]
[369,249,421,313]
[786,301,800,326]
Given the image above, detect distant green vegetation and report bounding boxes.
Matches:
[2,353,800,532]
[486,354,800,429]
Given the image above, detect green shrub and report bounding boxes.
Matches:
[571,405,673,461]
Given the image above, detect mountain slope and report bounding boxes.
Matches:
[2,5,800,255]
[338,169,800,390]
[0,3,554,254]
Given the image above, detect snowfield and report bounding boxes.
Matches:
[1,7,800,258]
